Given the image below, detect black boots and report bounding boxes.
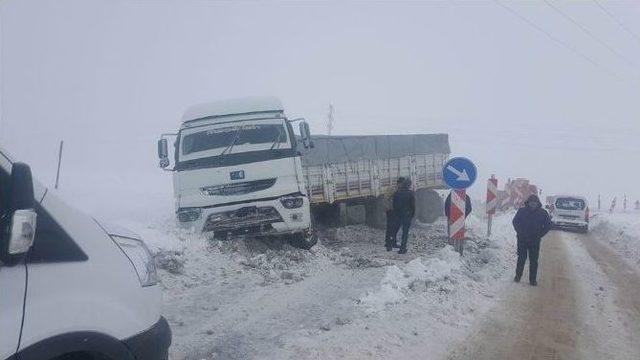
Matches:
[398,248,407,254]
[514,275,521,283]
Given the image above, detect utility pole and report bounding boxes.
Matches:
[326,104,334,135]
[55,140,64,189]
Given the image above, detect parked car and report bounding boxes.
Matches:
[0,147,171,360]
[548,195,589,233]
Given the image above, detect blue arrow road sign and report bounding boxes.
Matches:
[443,157,477,190]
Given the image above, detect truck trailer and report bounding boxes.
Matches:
[157,97,450,248]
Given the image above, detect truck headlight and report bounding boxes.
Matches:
[177,207,202,222]
[280,196,304,209]
[112,236,159,287]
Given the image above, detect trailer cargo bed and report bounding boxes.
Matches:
[300,134,450,205]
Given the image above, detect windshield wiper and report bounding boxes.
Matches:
[269,128,284,150]
[218,126,242,158]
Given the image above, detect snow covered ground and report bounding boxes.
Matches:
[590,211,640,269]
[109,208,519,360]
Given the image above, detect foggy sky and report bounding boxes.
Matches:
[1,0,639,219]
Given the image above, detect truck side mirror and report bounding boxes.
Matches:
[1,162,37,265]
[157,138,169,168]
[299,121,314,149]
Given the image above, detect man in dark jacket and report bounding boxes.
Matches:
[385,177,405,251]
[392,179,415,254]
[512,194,552,286]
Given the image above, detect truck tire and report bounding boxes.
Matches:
[288,232,318,250]
[416,189,443,224]
[365,195,387,229]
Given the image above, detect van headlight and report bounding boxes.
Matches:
[112,236,159,287]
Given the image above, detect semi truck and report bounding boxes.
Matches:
[157,97,450,249]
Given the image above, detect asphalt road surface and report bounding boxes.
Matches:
[447,230,640,360]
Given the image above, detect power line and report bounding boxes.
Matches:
[544,0,636,69]
[493,0,620,80]
[593,0,640,47]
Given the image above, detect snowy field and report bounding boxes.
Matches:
[590,211,640,269]
[107,207,519,360]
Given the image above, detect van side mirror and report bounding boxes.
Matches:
[299,121,314,149]
[1,162,37,265]
[157,138,169,168]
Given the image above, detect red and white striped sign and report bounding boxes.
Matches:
[486,176,498,215]
[449,189,466,240]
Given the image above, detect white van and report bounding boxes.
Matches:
[0,148,171,360]
[549,195,590,233]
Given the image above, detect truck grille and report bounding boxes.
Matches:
[203,206,284,233]
[201,178,277,196]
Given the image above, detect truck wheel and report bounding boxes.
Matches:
[416,189,443,224]
[365,195,387,229]
[288,232,318,250]
[581,224,589,234]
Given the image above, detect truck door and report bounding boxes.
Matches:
[0,157,27,359]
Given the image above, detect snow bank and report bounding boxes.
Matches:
[359,212,517,314]
[360,247,462,313]
[591,212,640,267]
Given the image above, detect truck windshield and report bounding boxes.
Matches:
[180,121,290,159]
[555,198,585,211]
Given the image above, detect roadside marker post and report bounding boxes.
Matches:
[442,157,477,255]
[449,189,467,254]
[486,175,498,237]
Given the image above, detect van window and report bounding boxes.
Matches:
[555,198,585,211]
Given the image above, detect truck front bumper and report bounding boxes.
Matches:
[178,196,311,237]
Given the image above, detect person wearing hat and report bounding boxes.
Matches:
[512,194,552,286]
[392,178,415,254]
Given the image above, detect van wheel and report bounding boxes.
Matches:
[288,232,318,250]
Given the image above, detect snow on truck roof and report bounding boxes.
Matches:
[182,96,284,123]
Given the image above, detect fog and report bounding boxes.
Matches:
[1,0,639,220]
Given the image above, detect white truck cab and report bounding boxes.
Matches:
[158,97,317,249]
[0,148,171,360]
[549,195,590,233]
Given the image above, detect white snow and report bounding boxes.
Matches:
[359,247,462,313]
[133,209,519,359]
[590,211,640,268]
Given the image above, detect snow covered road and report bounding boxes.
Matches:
[447,227,640,360]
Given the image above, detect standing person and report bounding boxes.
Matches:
[393,179,415,254]
[384,177,405,251]
[512,194,551,286]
